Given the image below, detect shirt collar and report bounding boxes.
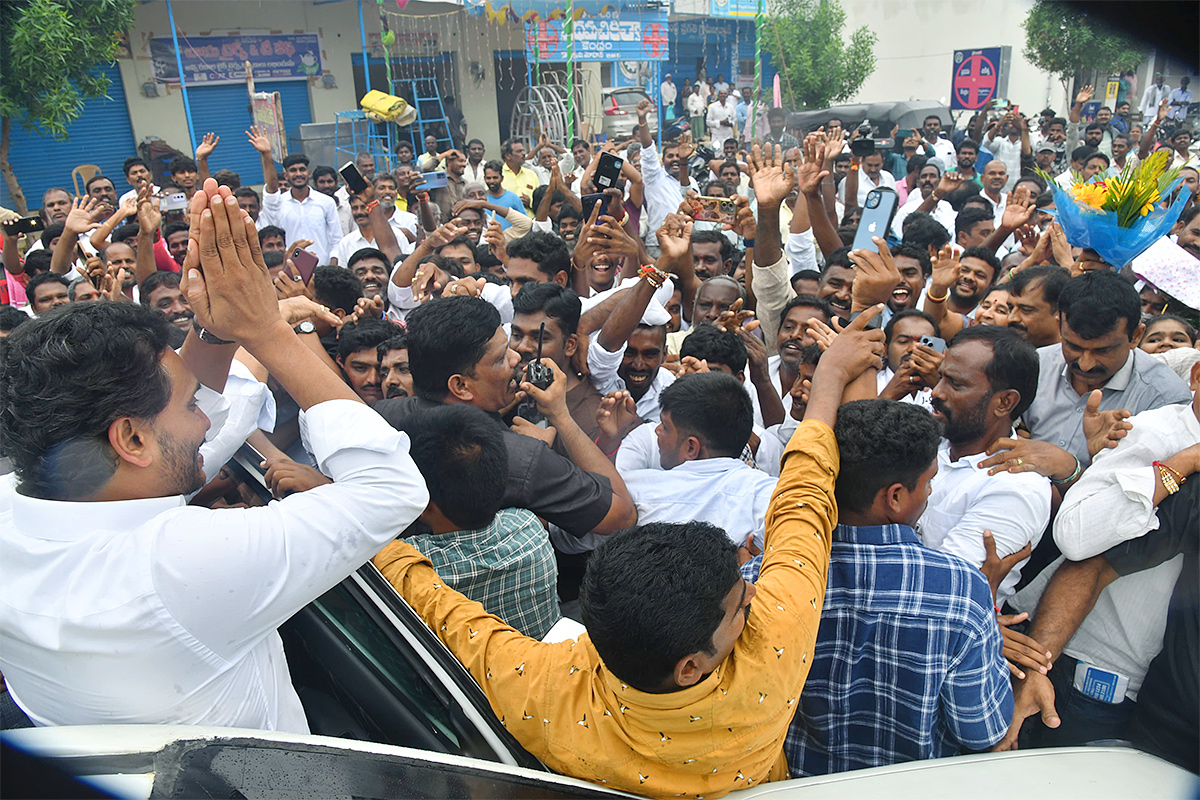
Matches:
[1056,347,1135,392]
[11,489,185,542]
[938,429,1017,467]
[671,457,747,474]
[833,523,919,546]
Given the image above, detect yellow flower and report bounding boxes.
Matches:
[1072,182,1108,209]
[1140,199,1155,217]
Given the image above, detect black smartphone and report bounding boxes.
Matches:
[850,138,876,158]
[920,335,947,354]
[517,323,554,425]
[290,247,319,284]
[851,188,899,253]
[3,215,45,236]
[594,151,624,191]
[581,193,607,220]
[339,161,370,194]
[896,128,915,140]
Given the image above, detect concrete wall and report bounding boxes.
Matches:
[118,0,522,159]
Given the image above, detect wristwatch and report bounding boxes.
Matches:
[191,320,234,345]
[294,320,316,335]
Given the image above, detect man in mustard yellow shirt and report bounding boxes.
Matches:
[499,138,540,214]
[375,308,887,799]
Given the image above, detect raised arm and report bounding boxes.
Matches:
[134,184,163,284]
[923,245,967,338]
[51,198,100,275]
[195,133,219,185]
[246,127,278,195]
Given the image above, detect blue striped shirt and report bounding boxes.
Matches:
[743,523,1012,775]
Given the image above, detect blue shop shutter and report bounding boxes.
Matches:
[184,80,313,183]
[1,64,136,208]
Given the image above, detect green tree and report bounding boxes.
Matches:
[0,0,136,213]
[765,0,876,110]
[1022,0,1145,103]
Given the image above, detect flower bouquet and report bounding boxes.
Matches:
[1047,149,1191,268]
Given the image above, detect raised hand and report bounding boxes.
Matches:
[811,304,886,388]
[805,317,838,352]
[929,244,961,291]
[713,296,758,334]
[63,197,102,235]
[442,276,486,299]
[934,171,963,198]
[102,267,129,302]
[732,195,756,241]
[1075,85,1094,106]
[1001,186,1035,230]
[849,238,903,312]
[279,295,345,328]
[483,219,508,263]
[656,212,694,264]
[1082,389,1132,459]
[452,199,485,216]
[677,356,712,376]
[596,389,641,445]
[746,143,795,209]
[589,215,640,261]
[246,126,273,155]
[1047,222,1074,269]
[196,132,220,161]
[427,219,469,250]
[796,132,830,197]
[1156,97,1170,123]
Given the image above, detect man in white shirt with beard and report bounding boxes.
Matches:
[0,180,427,732]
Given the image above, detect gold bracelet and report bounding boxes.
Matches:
[927,287,949,303]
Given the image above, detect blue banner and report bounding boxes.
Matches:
[525,14,670,62]
[151,34,323,85]
[709,0,759,18]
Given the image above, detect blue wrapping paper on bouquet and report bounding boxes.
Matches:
[1048,180,1190,269]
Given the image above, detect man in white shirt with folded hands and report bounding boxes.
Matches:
[0,179,427,733]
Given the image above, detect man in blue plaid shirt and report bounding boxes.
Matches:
[744,399,1012,775]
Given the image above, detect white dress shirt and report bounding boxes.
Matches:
[386,269,513,325]
[706,101,736,148]
[983,134,1023,192]
[765,354,795,414]
[621,456,778,550]
[1140,82,1171,120]
[876,366,933,410]
[890,193,958,240]
[917,437,1051,607]
[258,188,343,265]
[640,144,685,248]
[836,168,897,206]
[587,334,675,422]
[334,186,355,235]
[0,395,427,732]
[754,415,801,478]
[463,161,487,184]
[925,136,958,174]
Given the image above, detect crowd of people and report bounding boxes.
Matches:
[1,74,1198,797]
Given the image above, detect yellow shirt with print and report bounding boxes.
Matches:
[374,420,837,799]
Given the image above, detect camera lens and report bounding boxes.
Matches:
[867,194,879,208]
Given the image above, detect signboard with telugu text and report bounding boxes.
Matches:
[525,14,670,63]
[151,33,322,85]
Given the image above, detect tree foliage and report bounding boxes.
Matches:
[1,0,135,138]
[1022,0,1145,87]
[765,0,876,110]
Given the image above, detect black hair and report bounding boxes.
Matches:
[122,157,147,177]
[833,399,940,513]
[26,271,70,302]
[890,242,933,277]
[312,165,337,183]
[40,223,65,251]
[347,247,389,270]
[474,243,503,272]
[580,521,741,692]
[337,317,396,361]
[1084,122,1104,134]
[162,221,189,240]
[1070,145,1095,164]
[483,159,504,175]
[1014,174,1047,195]
[0,305,30,333]
[501,139,525,158]
[901,212,951,252]
[84,174,114,193]
[400,404,509,530]
[1058,269,1142,340]
[377,331,409,360]
[790,269,822,291]
[691,228,734,264]
[659,372,752,457]
[557,205,583,223]
[512,282,582,337]
[112,222,140,245]
[1144,314,1197,345]
[947,325,1040,420]
[505,231,571,279]
[957,138,980,153]
[258,225,286,244]
[169,157,197,175]
[884,308,940,344]
[955,206,995,238]
[1085,151,1111,168]
[1008,264,1071,313]
[23,250,53,275]
[1050,117,1067,129]
[680,324,748,374]
[406,296,501,402]
[282,153,310,170]
[467,138,485,150]
[824,245,854,270]
[1179,204,1200,227]
[959,246,1001,284]
[234,187,261,205]
[905,153,929,176]
[779,293,832,328]
[212,169,241,189]
[139,270,181,305]
[418,252,465,281]
[312,265,363,315]
[0,302,173,499]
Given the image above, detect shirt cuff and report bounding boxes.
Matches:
[300,399,407,474]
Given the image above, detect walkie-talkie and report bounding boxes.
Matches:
[518,322,554,425]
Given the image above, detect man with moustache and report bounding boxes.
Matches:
[876,309,941,409]
[767,295,832,412]
[346,248,390,304]
[921,326,1050,608]
[140,271,194,333]
[378,332,413,401]
[335,318,395,405]
[248,129,341,265]
[891,163,960,240]
[1006,266,1071,348]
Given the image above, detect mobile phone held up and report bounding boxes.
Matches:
[517,322,554,426]
[421,171,449,190]
[851,188,899,254]
[580,193,607,220]
[2,215,45,236]
[160,192,188,212]
[594,152,624,191]
[686,196,736,225]
[290,247,319,285]
[920,335,947,354]
[339,161,370,195]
